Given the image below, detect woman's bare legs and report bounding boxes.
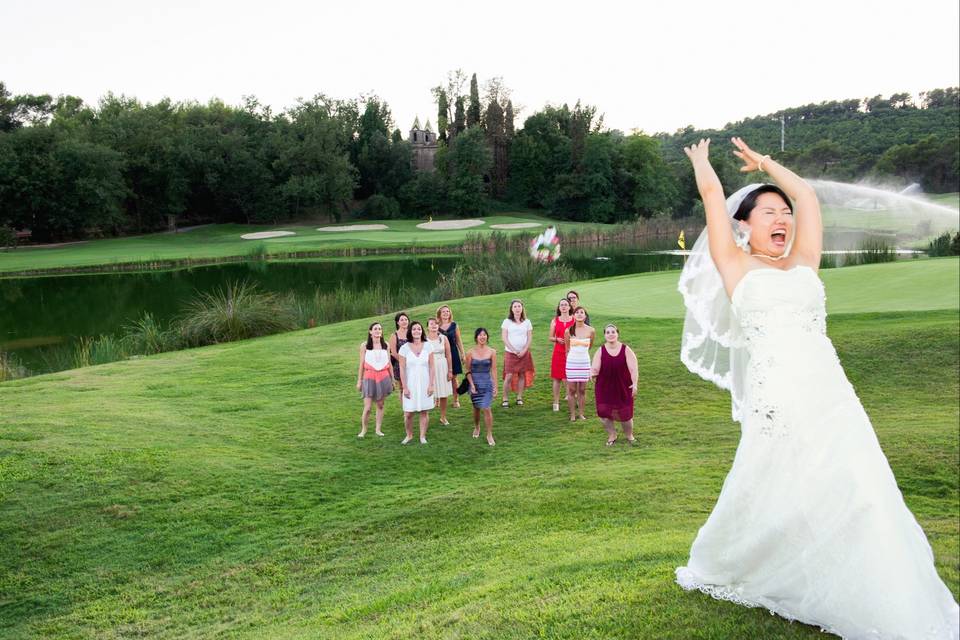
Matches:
[567,382,578,421]
[552,379,563,410]
[359,397,373,437]
[501,373,514,405]
[577,383,588,420]
[419,411,430,443]
[374,400,385,436]
[600,417,617,444]
[483,408,495,445]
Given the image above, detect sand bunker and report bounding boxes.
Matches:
[490,222,541,229]
[316,224,389,232]
[240,231,297,240]
[416,219,485,230]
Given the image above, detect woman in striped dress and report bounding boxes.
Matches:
[564,306,595,422]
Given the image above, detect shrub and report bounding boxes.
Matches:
[0,351,29,381]
[123,312,178,354]
[89,335,128,365]
[856,236,896,265]
[0,227,16,250]
[178,280,298,346]
[927,231,960,257]
[361,194,401,219]
[245,242,268,261]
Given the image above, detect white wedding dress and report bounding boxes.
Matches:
[676,266,959,639]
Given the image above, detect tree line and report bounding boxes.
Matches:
[1,78,957,243]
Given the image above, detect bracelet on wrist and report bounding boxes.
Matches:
[758,155,771,172]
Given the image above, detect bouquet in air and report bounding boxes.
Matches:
[529,226,561,263]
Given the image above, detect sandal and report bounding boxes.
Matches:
[606,437,618,446]
[516,398,524,406]
[552,402,559,412]
[501,400,509,408]
[472,427,481,438]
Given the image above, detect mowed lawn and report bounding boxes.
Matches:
[0,215,594,274]
[1,260,957,639]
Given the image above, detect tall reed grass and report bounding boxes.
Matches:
[433,252,581,299]
[179,281,298,346]
[123,312,176,354]
[0,351,29,381]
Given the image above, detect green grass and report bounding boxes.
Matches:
[1,261,957,638]
[536,258,960,319]
[0,215,602,275]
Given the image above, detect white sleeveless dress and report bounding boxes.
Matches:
[676,266,959,639]
[399,342,435,413]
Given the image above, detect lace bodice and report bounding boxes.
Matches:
[732,266,827,350]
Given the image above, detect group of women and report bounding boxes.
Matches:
[353,135,959,638]
[355,292,639,447]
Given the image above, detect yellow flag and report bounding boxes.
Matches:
[677,229,686,250]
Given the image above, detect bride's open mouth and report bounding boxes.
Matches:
[771,229,787,248]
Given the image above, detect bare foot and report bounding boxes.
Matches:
[357,431,366,438]
[401,436,412,445]
[486,435,496,446]
[375,430,385,437]
[472,426,481,438]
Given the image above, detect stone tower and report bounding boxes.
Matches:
[409,117,438,172]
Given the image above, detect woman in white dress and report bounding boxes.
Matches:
[398,321,436,445]
[676,137,958,639]
[426,317,454,425]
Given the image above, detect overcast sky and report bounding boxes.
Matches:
[3,0,958,135]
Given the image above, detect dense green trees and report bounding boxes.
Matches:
[0,79,956,241]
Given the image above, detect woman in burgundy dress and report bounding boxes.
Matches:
[549,298,575,412]
[591,323,639,445]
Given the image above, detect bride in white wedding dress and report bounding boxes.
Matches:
[675,137,959,639]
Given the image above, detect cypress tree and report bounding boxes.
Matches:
[467,73,481,128]
[454,97,466,136]
[505,100,515,138]
[437,89,449,142]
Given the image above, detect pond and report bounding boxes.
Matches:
[0,234,921,375]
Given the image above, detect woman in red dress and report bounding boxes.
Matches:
[549,298,575,412]
[591,323,638,445]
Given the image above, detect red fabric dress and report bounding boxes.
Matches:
[595,344,634,421]
[550,316,576,380]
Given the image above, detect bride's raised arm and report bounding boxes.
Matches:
[731,137,822,268]
[684,139,745,283]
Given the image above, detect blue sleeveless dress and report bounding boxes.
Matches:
[469,358,493,409]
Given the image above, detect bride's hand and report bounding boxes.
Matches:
[683,138,711,164]
[731,137,767,172]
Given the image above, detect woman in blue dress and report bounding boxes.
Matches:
[437,305,466,408]
[465,327,498,446]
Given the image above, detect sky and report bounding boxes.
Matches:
[3,0,958,135]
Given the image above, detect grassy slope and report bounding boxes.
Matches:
[1,262,957,639]
[0,215,599,275]
[537,258,960,319]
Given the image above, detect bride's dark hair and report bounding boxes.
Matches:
[733,185,793,221]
